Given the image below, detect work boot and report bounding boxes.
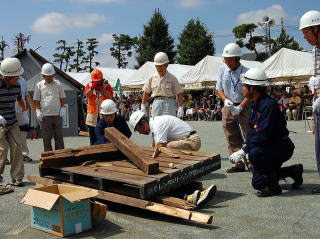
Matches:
[257,173,282,197]
[278,164,303,189]
[197,184,217,208]
[185,190,200,205]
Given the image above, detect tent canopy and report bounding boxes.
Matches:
[179,55,262,84]
[125,61,193,87]
[66,67,136,87]
[262,48,313,81]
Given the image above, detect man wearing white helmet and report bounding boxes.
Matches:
[129,111,216,207]
[95,99,131,144]
[300,10,320,194]
[0,57,26,188]
[33,63,66,151]
[216,43,250,173]
[229,68,303,197]
[141,52,183,117]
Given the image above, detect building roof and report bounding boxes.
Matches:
[15,49,83,90]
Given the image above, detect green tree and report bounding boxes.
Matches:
[69,40,86,72]
[0,36,8,61]
[135,9,175,68]
[176,18,215,65]
[84,38,99,72]
[64,46,75,72]
[271,25,302,55]
[232,24,265,61]
[13,33,31,53]
[53,40,67,70]
[110,34,138,69]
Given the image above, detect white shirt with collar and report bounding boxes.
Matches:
[150,115,193,144]
[33,79,66,116]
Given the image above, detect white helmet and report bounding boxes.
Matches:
[299,10,320,30]
[41,63,56,76]
[100,99,117,115]
[154,52,169,65]
[241,68,269,86]
[0,57,24,77]
[129,110,146,130]
[222,43,242,57]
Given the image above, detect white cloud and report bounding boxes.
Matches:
[70,0,122,3]
[98,33,114,44]
[177,0,206,8]
[236,5,287,26]
[32,12,106,35]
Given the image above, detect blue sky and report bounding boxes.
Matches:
[0,0,317,69]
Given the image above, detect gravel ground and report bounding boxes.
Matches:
[0,120,319,239]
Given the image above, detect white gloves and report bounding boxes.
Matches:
[229,149,246,164]
[60,106,67,118]
[0,115,6,126]
[224,99,233,108]
[229,105,243,116]
[141,104,148,114]
[312,98,320,114]
[36,109,43,121]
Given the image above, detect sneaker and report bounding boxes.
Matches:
[291,164,303,189]
[23,156,33,162]
[186,190,200,205]
[197,184,217,208]
[12,180,24,187]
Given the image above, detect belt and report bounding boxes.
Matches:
[153,96,174,100]
[187,130,196,138]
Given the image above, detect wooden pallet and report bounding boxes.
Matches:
[27,175,213,225]
[40,146,221,199]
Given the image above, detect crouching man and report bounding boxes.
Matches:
[129,111,216,208]
[229,68,303,197]
[95,99,132,144]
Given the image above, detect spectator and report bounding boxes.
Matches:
[286,90,301,120]
[34,63,66,152]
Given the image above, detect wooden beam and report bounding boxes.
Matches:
[27,175,213,224]
[104,127,159,174]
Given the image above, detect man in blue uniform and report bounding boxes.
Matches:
[229,68,303,197]
[95,99,131,144]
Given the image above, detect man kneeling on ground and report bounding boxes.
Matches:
[229,68,303,197]
[95,99,132,144]
[129,111,216,208]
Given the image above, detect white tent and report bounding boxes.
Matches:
[262,48,313,81]
[180,55,262,84]
[66,72,91,86]
[66,67,136,87]
[125,61,193,88]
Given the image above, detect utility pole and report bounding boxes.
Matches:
[258,16,275,57]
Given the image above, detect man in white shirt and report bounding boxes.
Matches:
[33,63,66,152]
[129,111,216,208]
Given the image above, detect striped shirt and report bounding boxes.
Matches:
[0,78,22,126]
[313,47,320,76]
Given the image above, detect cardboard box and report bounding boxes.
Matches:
[21,184,98,237]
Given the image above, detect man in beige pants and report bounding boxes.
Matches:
[0,58,26,187]
[129,111,216,208]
